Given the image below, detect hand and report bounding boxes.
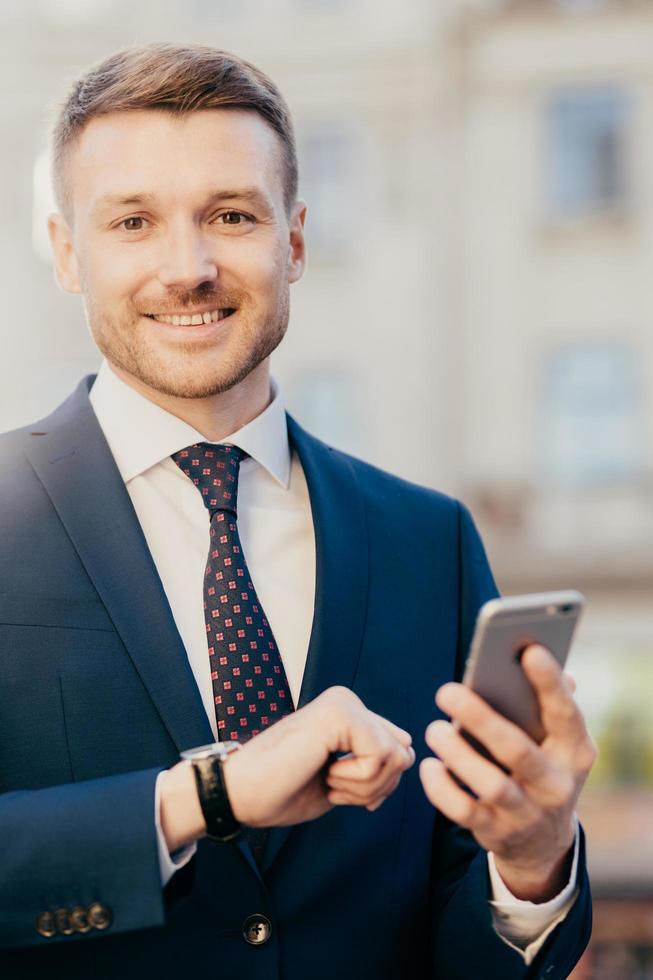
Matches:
[419,645,596,902]
[226,686,415,827]
[160,686,415,852]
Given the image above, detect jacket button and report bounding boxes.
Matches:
[242,914,272,945]
[70,906,91,934]
[55,908,74,936]
[35,911,57,938]
[87,902,112,931]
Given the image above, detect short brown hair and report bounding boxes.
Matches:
[51,42,298,219]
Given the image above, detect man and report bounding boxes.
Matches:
[0,43,594,978]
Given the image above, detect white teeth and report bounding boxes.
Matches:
[149,309,231,325]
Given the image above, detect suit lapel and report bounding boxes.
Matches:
[24,376,213,753]
[261,415,370,871]
[290,416,369,707]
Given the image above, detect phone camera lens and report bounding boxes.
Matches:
[559,604,573,614]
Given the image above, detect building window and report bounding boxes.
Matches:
[298,126,356,260]
[539,342,643,488]
[544,86,630,219]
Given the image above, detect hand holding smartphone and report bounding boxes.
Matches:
[460,591,585,745]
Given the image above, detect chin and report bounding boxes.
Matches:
[151,376,247,400]
[128,351,266,400]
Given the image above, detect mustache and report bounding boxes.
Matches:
[137,286,246,315]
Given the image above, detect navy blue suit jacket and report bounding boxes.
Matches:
[0,377,591,979]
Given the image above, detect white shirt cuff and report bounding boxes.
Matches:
[154,770,197,887]
[487,817,580,966]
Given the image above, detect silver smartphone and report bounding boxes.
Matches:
[459,591,585,745]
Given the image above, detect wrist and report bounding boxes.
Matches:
[493,842,574,903]
[180,742,243,841]
[159,761,207,854]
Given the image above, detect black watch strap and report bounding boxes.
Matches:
[191,756,242,843]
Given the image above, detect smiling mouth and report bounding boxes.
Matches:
[144,308,237,326]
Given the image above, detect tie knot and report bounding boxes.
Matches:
[172,442,246,516]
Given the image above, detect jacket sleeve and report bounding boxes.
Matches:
[429,502,592,979]
[0,767,166,949]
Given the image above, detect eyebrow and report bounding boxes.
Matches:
[91,187,273,216]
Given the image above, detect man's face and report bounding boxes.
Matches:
[49,109,306,399]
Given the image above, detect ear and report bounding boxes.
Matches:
[47,212,81,294]
[287,199,307,284]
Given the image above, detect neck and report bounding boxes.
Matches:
[106,360,273,441]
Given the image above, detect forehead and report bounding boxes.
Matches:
[68,108,284,212]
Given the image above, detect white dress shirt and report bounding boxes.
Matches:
[89,359,578,964]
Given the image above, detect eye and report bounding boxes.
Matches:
[119,216,147,232]
[216,211,252,226]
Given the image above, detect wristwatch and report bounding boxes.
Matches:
[180,741,243,843]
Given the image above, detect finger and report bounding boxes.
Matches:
[366,797,387,812]
[425,720,525,811]
[328,790,358,807]
[327,786,391,810]
[436,684,552,785]
[326,774,379,798]
[326,747,413,805]
[318,688,399,763]
[326,764,403,800]
[327,753,384,782]
[520,646,588,745]
[367,776,401,811]
[419,757,491,832]
[328,744,414,781]
[342,705,411,773]
[325,693,414,794]
[372,714,413,749]
[563,672,577,695]
[328,769,403,805]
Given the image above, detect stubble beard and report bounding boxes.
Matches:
[86,287,290,400]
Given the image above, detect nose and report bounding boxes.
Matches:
[157,223,218,290]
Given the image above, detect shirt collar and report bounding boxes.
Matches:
[89,359,291,489]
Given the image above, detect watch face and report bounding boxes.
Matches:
[180,742,241,761]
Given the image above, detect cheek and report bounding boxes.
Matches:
[81,252,148,306]
[235,238,287,291]
[251,255,288,304]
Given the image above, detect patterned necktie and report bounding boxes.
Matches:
[171,442,294,744]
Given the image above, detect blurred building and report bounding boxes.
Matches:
[448,2,653,976]
[2,0,652,975]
